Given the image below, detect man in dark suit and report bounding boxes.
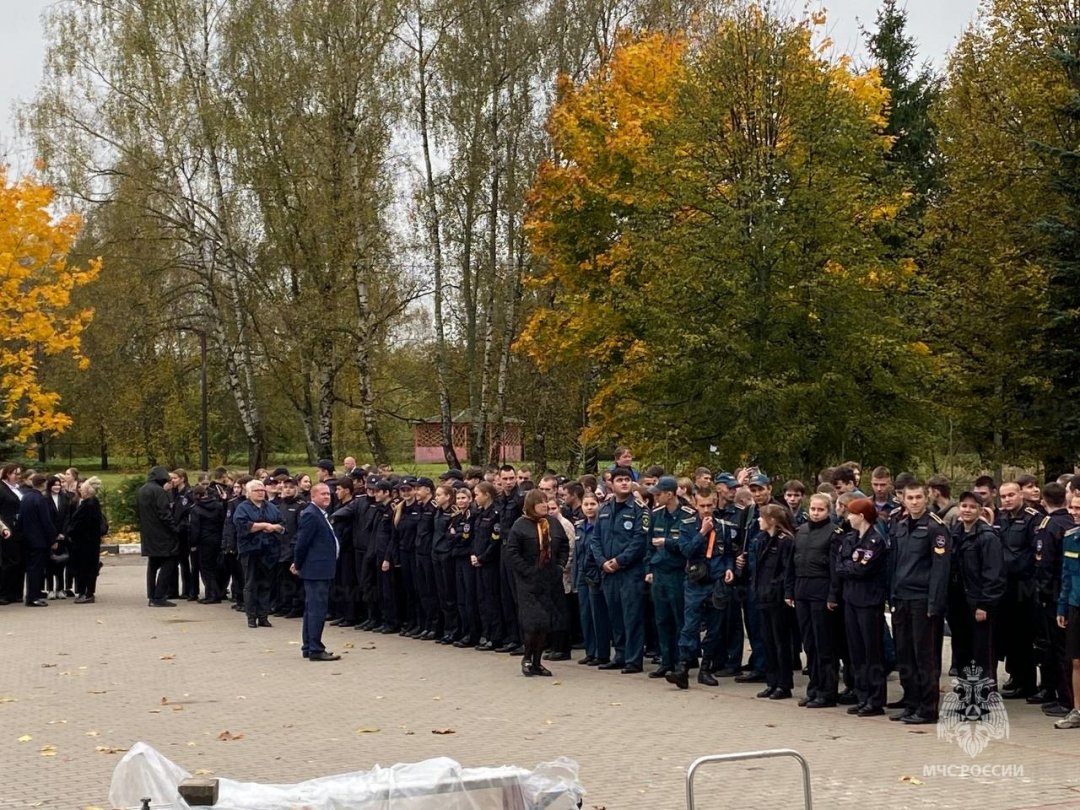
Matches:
[292,482,341,661]
[19,474,57,607]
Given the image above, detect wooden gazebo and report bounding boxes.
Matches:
[412,409,523,464]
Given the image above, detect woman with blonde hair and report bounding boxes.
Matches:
[69,477,106,603]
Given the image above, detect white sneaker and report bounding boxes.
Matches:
[1055,709,1080,729]
[56,590,66,599]
[47,590,58,600]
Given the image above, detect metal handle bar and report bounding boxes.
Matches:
[686,748,812,810]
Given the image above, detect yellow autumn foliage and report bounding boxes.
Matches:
[0,166,100,443]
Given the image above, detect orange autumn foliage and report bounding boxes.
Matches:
[0,166,100,442]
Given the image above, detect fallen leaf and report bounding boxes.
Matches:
[0,697,16,704]
[551,681,562,686]
[95,745,127,754]
[85,730,99,737]
[343,642,355,649]
[186,741,197,747]
[217,730,244,741]
[899,776,924,785]
[194,769,214,776]
[46,720,68,725]
[404,731,415,735]
[40,663,56,668]
[160,697,169,705]
[88,690,107,695]
[85,806,106,810]
[95,620,104,625]
[17,735,32,742]
[160,654,175,660]
[171,705,184,712]
[544,720,554,726]
[432,696,442,701]
[40,744,58,757]
[355,726,380,734]
[287,641,300,646]
[608,702,622,706]
[432,728,456,735]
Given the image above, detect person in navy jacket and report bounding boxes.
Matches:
[291,482,341,661]
[19,474,57,607]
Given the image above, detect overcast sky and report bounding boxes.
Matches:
[0,0,981,166]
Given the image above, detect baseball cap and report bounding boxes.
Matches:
[648,475,678,494]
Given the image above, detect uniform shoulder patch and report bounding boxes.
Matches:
[929,513,946,525]
[834,527,844,534]
[680,505,696,515]
[1024,507,1039,516]
[651,506,664,514]
[1038,517,1050,530]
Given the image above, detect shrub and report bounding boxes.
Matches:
[102,475,145,531]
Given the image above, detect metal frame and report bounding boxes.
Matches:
[685,748,812,810]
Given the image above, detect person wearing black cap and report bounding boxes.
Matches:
[645,476,691,679]
[952,491,1006,689]
[329,478,361,627]
[887,480,951,723]
[834,497,889,716]
[369,480,399,632]
[390,477,424,637]
[793,494,841,707]
[994,481,1041,699]
[471,481,505,650]
[357,475,384,630]
[733,472,774,684]
[1032,482,1074,714]
[591,466,650,673]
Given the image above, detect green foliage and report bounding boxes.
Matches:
[101,474,145,532]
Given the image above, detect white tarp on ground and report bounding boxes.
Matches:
[108,742,584,810]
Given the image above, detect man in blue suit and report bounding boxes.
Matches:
[291,482,341,661]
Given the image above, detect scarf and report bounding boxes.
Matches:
[536,517,551,566]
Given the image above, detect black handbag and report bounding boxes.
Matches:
[686,561,710,584]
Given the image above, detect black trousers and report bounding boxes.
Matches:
[72,541,101,597]
[946,582,973,672]
[178,535,195,598]
[241,552,272,619]
[893,598,942,718]
[197,545,220,601]
[832,603,854,690]
[999,577,1037,689]
[455,557,479,643]
[25,546,48,604]
[0,533,25,602]
[797,599,836,700]
[146,556,177,601]
[499,554,520,645]
[478,562,503,643]
[398,551,418,628]
[433,555,458,637]
[845,602,886,710]
[760,603,794,690]
[358,549,380,623]
[1038,594,1071,703]
[336,547,360,622]
[416,552,439,632]
[971,605,997,686]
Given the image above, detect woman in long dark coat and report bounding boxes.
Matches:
[68,477,106,603]
[504,489,570,677]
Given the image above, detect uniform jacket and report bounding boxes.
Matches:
[232,499,284,558]
[591,496,649,573]
[832,525,889,607]
[447,507,473,559]
[1034,508,1072,591]
[431,506,454,559]
[994,506,1040,579]
[330,496,360,553]
[137,466,178,557]
[672,511,732,587]
[751,529,795,605]
[416,499,436,556]
[573,519,601,589]
[648,504,693,575]
[277,496,304,562]
[952,519,1006,610]
[293,503,338,581]
[188,497,225,549]
[888,511,951,616]
[470,503,502,565]
[1057,525,1080,615]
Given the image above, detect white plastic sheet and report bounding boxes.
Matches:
[108,742,584,810]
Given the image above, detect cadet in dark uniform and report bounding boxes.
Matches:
[887,481,950,724]
[471,482,504,650]
[747,504,796,699]
[645,476,690,678]
[391,478,424,637]
[431,485,458,643]
[713,473,749,677]
[667,484,735,689]
[1054,490,1080,728]
[591,466,650,673]
[794,494,840,707]
[370,480,399,633]
[835,498,889,716]
[451,485,480,647]
[953,491,1006,685]
[414,478,439,640]
[995,482,1041,699]
[329,478,361,627]
[1034,483,1073,713]
[574,491,611,666]
[272,478,304,615]
[496,465,525,653]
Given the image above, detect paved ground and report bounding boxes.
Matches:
[3,556,1080,809]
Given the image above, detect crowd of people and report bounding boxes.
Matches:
[0,465,107,606]
[4,450,1079,732]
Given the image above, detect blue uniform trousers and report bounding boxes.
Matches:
[602,567,645,667]
[651,570,685,669]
